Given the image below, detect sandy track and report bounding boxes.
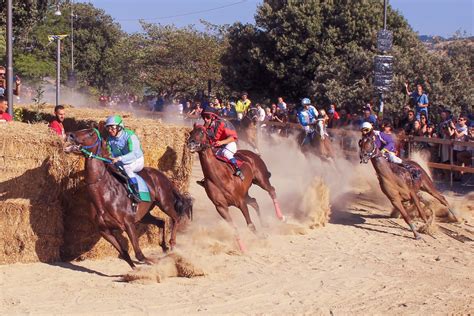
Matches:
[1,145,473,315]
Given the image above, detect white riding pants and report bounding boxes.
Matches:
[216,142,237,160]
[123,156,145,178]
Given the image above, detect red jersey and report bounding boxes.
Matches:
[206,119,238,145]
[49,119,65,137]
[0,112,12,122]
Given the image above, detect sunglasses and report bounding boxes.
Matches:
[361,128,371,133]
[106,125,118,130]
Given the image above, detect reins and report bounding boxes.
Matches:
[79,128,112,163]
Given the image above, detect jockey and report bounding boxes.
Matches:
[105,115,144,202]
[297,98,319,145]
[201,107,244,180]
[360,121,402,164]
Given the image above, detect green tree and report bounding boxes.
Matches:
[139,22,225,98]
[222,0,471,118]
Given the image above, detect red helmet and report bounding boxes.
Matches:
[201,107,219,119]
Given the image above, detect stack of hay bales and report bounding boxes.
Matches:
[1,106,193,265]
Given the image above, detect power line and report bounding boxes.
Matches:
[115,0,248,22]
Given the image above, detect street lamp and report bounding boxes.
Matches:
[6,0,13,117]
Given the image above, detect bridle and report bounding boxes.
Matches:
[359,133,380,163]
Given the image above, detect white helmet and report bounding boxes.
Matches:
[360,122,373,131]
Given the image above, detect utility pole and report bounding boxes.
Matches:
[6,0,13,117]
[48,35,68,107]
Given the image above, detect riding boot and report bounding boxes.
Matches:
[127,177,142,203]
[196,178,205,187]
[230,158,245,181]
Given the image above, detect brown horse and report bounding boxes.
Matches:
[229,107,259,153]
[359,131,456,239]
[298,120,336,161]
[187,124,285,251]
[64,128,192,268]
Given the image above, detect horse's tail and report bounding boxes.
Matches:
[173,189,193,220]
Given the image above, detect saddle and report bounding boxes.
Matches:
[215,154,244,168]
[388,160,422,183]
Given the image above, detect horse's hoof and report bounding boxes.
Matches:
[279,215,287,223]
[414,234,422,240]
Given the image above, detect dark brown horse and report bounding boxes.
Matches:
[64,128,192,268]
[359,131,456,239]
[187,124,285,251]
[229,107,259,153]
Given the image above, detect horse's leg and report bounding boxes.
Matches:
[141,212,169,253]
[390,198,422,240]
[156,202,179,250]
[100,229,135,268]
[410,191,430,224]
[420,177,458,221]
[246,194,266,227]
[215,204,247,252]
[238,200,257,233]
[123,221,150,264]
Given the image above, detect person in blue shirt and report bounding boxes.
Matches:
[105,115,144,202]
[297,98,319,146]
[405,82,429,120]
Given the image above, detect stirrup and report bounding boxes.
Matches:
[234,169,245,181]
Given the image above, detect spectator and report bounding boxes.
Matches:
[189,102,203,116]
[0,95,13,122]
[405,82,429,120]
[327,104,340,128]
[277,97,287,112]
[0,66,21,97]
[403,110,416,134]
[350,112,363,130]
[362,107,377,127]
[398,104,411,129]
[456,122,474,173]
[264,107,273,121]
[235,92,251,120]
[256,103,266,122]
[49,105,66,139]
[221,101,237,118]
[449,115,468,164]
[419,113,428,134]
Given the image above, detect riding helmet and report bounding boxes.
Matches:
[360,122,373,131]
[105,115,125,128]
[301,98,311,106]
[201,107,219,118]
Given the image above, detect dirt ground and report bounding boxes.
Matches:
[1,136,473,315]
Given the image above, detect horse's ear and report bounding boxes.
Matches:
[98,121,106,137]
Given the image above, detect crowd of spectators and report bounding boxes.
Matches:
[138,85,472,181]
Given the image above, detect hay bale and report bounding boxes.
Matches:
[0,199,63,264]
[1,106,193,264]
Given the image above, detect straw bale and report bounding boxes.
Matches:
[0,199,63,264]
[0,106,193,264]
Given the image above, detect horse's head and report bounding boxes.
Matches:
[246,107,259,123]
[64,128,102,155]
[359,130,378,164]
[187,124,210,153]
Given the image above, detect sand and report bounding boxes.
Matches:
[1,133,473,315]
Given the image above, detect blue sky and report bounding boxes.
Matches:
[79,0,473,38]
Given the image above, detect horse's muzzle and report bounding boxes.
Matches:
[187,141,200,153]
[63,144,81,153]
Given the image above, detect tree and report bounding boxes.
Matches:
[222,0,471,118]
[139,22,225,98]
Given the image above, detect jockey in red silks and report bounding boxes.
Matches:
[201,107,245,180]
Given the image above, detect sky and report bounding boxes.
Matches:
[78,0,473,38]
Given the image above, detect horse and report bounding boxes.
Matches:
[359,130,456,239]
[187,124,285,251]
[228,107,259,153]
[64,128,192,268]
[298,120,336,161]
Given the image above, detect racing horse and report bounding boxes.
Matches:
[64,128,192,269]
[187,124,285,251]
[228,107,259,153]
[359,130,457,239]
[298,119,336,161]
